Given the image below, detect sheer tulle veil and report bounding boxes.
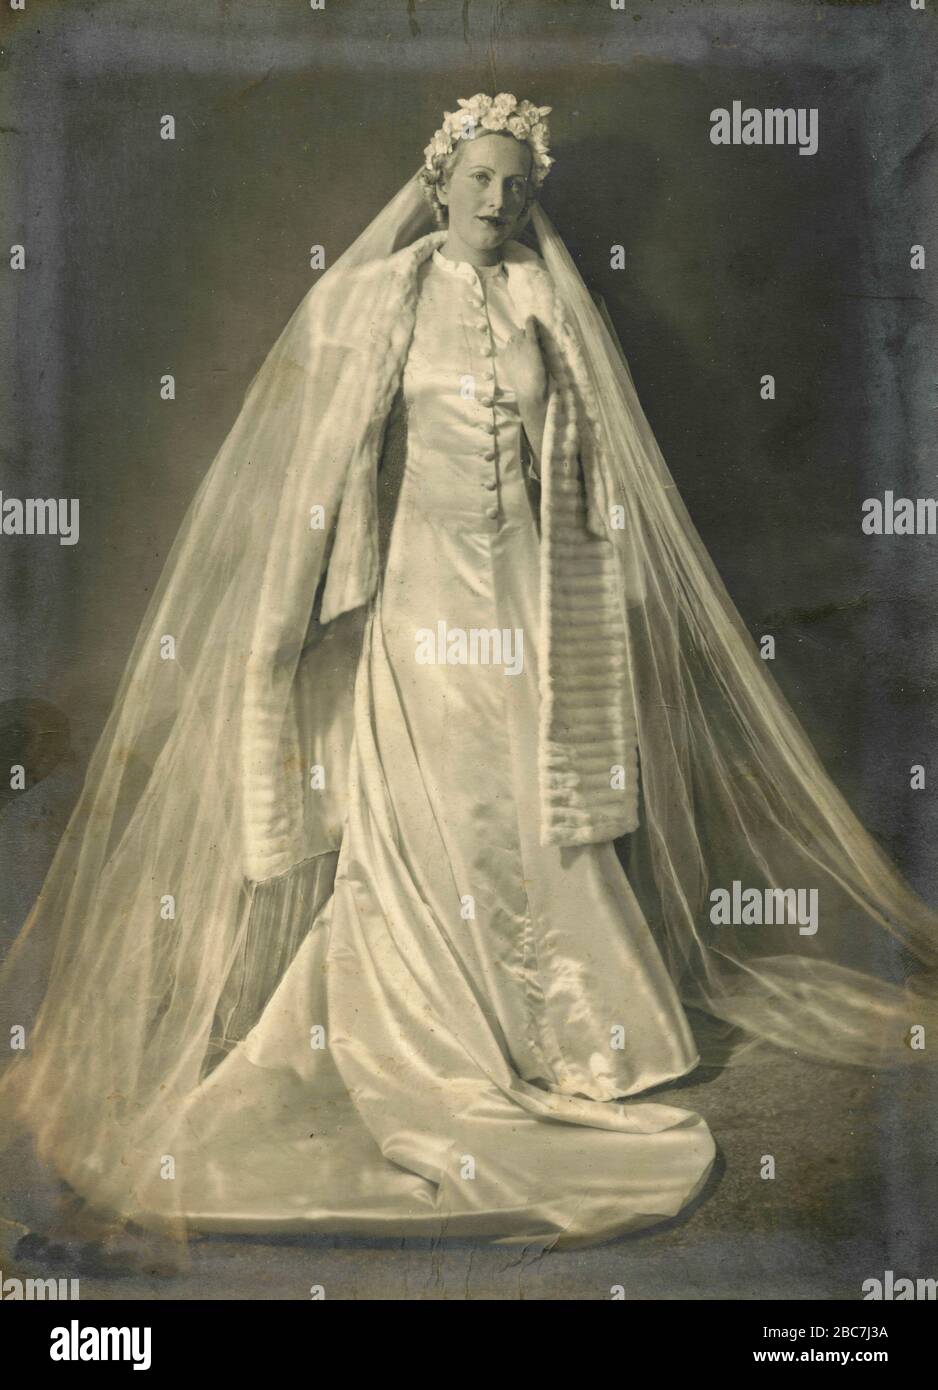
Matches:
[1,167,936,1243]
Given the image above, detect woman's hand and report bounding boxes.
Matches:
[501,315,549,463]
[501,315,549,407]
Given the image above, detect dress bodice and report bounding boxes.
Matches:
[399,249,535,533]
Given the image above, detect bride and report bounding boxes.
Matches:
[2,94,937,1253]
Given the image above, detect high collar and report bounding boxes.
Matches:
[431,247,508,284]
[397,229,545,286]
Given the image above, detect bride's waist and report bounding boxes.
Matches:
[403,411,523,466]
[399,431,533,528]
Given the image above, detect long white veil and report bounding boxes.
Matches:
[1,171,935,1246]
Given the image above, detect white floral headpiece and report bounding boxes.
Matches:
[420,93,554,222]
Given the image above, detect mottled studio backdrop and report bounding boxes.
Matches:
[1,0,938,1304]
[1,0,936,1101]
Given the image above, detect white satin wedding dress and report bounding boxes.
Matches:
[159,248,716,1247]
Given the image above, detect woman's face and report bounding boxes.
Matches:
[438,132,533,260]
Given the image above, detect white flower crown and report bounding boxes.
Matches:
[422,92,554,196]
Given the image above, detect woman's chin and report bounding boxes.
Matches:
[467,218,513,248]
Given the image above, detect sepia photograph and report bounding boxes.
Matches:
[1,0,937,1334]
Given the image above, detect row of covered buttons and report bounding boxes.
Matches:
[469,282,499,519]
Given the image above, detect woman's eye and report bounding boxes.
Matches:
[472,172,489,183]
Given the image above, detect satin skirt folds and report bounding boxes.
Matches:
[164,440,716,1247]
